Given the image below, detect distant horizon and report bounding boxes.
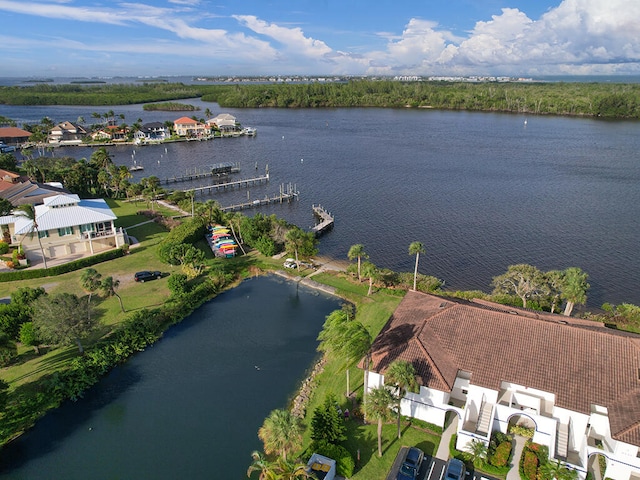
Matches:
[0,1,638,78]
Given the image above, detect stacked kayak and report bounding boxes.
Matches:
[206,225,237,258]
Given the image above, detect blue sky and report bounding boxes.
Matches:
[0,0,638,78]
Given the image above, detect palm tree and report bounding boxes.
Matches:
[90,147,114,170]
[247,451,277,480]
[246,451,313,480]
[14,204,48,269]
[80,268,102,322]
[100,276,125,312]
[561,267,589,317]
[258,409,304,462]
[465,439,489,468]
[361,260,377,296]
[408,241,425,291]
[285,228,305,270]
[385,360,418,439]
[364,385,395,457]
[347,244,368,281]
[317,311,371,398]
[540,459,578,480]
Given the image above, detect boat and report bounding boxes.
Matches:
[129,165,144,171]
[242,127,257,136]
[0,142,16,153]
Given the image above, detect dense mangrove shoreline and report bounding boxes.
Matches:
[1,80,639,119]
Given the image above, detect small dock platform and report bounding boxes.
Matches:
[176,174,270,196]
[221,183,299,211]
[312,204,334,236]
[163,163,241,184]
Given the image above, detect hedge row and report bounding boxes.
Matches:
[0,246,128,283]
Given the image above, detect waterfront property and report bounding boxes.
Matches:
[48,121,87,145]
[0,193,127,264]
[365,291,640,480]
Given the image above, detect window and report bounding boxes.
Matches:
[57,226,73,237]
[80,224,93,233]
[38,230,49,238]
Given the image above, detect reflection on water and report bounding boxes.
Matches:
[0,275,342,480]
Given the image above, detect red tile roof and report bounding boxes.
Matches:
[0,127,32,138]
[368,291,640,446]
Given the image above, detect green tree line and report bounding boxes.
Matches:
[2,80,640,118]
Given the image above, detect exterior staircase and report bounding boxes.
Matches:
[556,420,569,459]
[476,399,494,436]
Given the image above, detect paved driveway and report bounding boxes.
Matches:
[387,448,500,480]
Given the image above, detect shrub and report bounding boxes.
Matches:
[490,441,512,467]
[522,450,538,480]
[309,441,355,478]
[0,241,8,255]
[168,273,189,297]
[509,423,535,438]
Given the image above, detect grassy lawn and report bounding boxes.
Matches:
[1,204,436,479]
[294,270,437,479]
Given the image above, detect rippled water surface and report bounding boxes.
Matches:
[0,276,341,479]
[2,100,639,307]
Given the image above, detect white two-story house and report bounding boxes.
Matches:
[365,291,640,480]
[0,194,127,264]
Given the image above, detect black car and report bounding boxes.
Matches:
[444,458,466,480]
[397,447,424,480]
[134,271,162,282]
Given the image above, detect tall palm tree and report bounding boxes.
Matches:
[80,268,102,322]
[15,204,48,269]
[347,244,368,281]
[318,311,371,398]
[364,385,395,457]
[408,241,425,291]
[258,409,304,462]
[90,147,114,170]
[561,267,589,317]
[385,360,418,439]
[100,276,125,312]
[361,260,377,296]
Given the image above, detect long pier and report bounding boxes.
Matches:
[163,163,241,184]
[221,183,299,211]
[175,174,270,196]
[311,204,334,236]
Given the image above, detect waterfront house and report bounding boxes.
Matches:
[48,121,87,145]
[134,122,170,143]
[206,113,238,134]
[0,126,32,146]
[0,169,69,206]
[0,193,127,264]
[173,116,207,138]
[364,290,640,480]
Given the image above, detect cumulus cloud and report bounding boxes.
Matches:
[0,0,639,76]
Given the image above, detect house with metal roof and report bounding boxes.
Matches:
[364,290,640,480]
[0,194,127,265]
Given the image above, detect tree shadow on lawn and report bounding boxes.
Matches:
[344,419,378,470]
[10,347,79,383]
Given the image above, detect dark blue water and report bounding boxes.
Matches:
[0,275,341,479]
[2,101,639,308]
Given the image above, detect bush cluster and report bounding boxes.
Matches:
[157,217,207,264]
[0,246,127,282]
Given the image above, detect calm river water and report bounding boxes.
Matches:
[2,99,639,308]
[0,275,341,479]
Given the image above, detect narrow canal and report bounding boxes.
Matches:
[0,275,342,479]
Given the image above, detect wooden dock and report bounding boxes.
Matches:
[163,163,241,184]
[221,183,299,211]
[312,204,334,236]
[174,174,270,196]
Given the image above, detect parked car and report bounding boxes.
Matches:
[283,258,298,269]
[134,271,162,282]
[397,447,424,480]
[444,458,466,480]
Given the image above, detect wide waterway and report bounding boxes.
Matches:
[2,100,639,308]
[0,275,342,479]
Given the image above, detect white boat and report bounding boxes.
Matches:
[129,165,144,171]
[242,127,257,136]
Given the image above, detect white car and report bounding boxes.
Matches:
[283,259,298,269]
